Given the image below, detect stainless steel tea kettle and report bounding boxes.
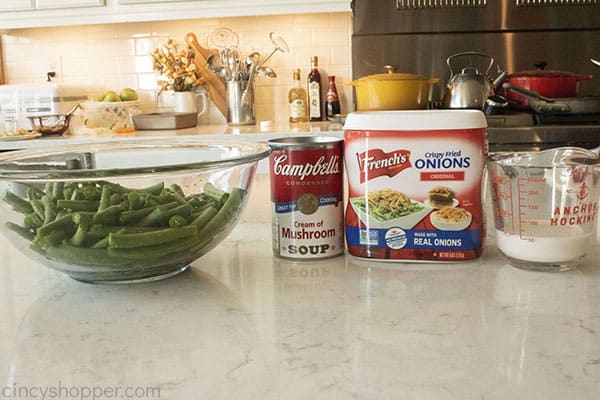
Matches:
[441,52,506,109]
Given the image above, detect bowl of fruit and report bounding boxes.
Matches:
[0,139,270,283]
[72,88,141,135]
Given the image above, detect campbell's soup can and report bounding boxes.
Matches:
[343,110,487,262]
[268,137,344,260]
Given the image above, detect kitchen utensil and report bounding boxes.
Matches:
[503,62,592,110]
[257,66,277,78]
[592,58,600,67]
[0,139,270,283]
[239,52,262,107]
[345,67,439,111]
[185,32,227,118]
[208,27,239,49]
[441,52,506,110]
[487,147,600,272]
[27,103,80,135]
[503,82,600,114]
[257,32,289,69]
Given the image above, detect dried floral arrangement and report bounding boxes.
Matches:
[151,39,206,93]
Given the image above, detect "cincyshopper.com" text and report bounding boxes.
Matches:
[1,381,161,400]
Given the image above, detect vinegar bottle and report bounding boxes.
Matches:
[289,68,308,123]
[307,56,322,121]
[326,75,341,119]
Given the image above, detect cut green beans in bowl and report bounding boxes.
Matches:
[0,140,271,283]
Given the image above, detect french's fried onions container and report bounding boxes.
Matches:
[343,110,487,262]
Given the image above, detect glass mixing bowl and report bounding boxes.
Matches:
[0,139,270,283]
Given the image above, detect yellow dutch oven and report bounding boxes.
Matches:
[346,67,440,111]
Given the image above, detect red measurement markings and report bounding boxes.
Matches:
[492,176,515,235]
[517,177,543,240]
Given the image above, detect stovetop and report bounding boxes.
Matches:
[486,111,600,128]
[486,112,600,151]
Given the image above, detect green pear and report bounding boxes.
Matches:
[103,90,121,102]
[119,88,138,101]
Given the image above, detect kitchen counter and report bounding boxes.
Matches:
[0,122,345,151]
[1,174,600,400]
[2,120,599,155]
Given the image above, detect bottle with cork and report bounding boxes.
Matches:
[307,56,322,121]
[288,68,308,124]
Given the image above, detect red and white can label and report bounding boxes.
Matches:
[268,137,344,260]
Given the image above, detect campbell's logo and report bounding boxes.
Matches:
[272,154,341,181]
[356,148,412,183]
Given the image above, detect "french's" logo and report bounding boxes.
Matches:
[356,149,412,183]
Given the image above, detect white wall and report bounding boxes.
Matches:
[1,12,353,124]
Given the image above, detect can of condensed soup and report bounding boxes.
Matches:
[268,136,344,260]
[343,110,487,262]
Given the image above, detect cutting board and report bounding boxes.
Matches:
[185,32,227,118]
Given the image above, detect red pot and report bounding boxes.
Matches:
[503,64,592,110]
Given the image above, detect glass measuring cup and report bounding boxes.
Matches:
[487,147,600,272]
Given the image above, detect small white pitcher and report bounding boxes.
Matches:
[173,91,208,116]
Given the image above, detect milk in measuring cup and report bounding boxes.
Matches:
[488,147,600,272]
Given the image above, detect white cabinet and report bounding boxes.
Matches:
[36,0,105,9]
[119,0,184,3]
[0,0,34,11]
[0,0,350,29]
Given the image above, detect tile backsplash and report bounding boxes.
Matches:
[1,12,353,124]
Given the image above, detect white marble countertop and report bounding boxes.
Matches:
[1,174,600,400]
[0,122,344,151]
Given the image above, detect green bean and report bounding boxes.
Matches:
[70,188,85,200]
[6,222,35,241]
[138,201,184,227]
[44,183,54,199]
[64,185,77,201]
[34,229,69,250]
[119,205,159,225]
[36,213,75,237]
[190,205,218,229]
[3,191,33,214]
[108,226,198,248]
[169,214,188,228]
[90,236,109,249]
[24,213,44,229]
[52,182,64,200]
[126,191,144,210]
[72,212,95,226]
[26,186,44,201]
[110,193,122,206]
[108,225,197,249]
[198,187,244,236]
[81,185,100,200]
[92,204,123,225]
[203,182,229,204]
[107,182,164,196]
[30,199,45,220]
[170,183,185,198]
[56,199,100,212]
[107,235,201,261]
[69,224,89,246]
[98,185,112,211]
[87,224,122,238]
[46,245,125,266]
